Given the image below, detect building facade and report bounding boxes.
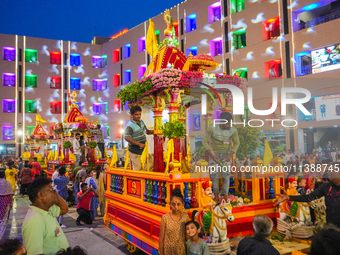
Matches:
[1,0,340,158]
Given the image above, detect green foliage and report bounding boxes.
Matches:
[88,141,98,148]
[274,143,286,155]
[195,146,206,157]
[63,141,72,149]
[235,125,264,159]
[162,120,186,139]
[270,233,286,242]
[117,77,153,105]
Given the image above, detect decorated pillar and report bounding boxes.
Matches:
[204,97,214,161]
[151,93,165,173]
[165,88,183,123]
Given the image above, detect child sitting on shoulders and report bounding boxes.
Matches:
[185,213,210,255]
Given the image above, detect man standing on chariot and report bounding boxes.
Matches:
[202,112,240,202]
[124,106,154,170]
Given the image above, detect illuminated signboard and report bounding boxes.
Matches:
[315,94,340,121]
[111,29,129,39]
[312,43,340,74]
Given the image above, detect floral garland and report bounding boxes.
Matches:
[151,68,182,89]
[117,69,248,104]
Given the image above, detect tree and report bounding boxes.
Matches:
[235,125,264,159]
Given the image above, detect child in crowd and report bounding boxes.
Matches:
[79,176,86,191]
[185,214,210,255]
[297,177,307,195]
[159,187,190,255]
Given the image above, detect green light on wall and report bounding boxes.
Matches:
[25,49,38,63]
[233,67,247,78]
[25,100,37,113]
[25,74,37,88]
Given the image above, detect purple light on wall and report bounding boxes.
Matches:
[2,99,15,113]
[2,126,15,140]
[138,64,147,79]
[208,2,221,23]
[92,56,102,68]
[92,79,106,91]
[3,47,16,61]
[138,37,146,53]
[209,37,222,57]
[3,73,16,87]
[93,103,103,115]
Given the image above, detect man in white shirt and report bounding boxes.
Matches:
[73,133,82,167]
[52,165,60,188]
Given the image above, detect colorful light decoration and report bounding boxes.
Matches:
[3,47,15,61]
[111,28,129,39]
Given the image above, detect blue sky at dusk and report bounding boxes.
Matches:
[0,0,182,43]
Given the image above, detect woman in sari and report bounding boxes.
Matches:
[0,169,14,239]
[5,162,17,193]
[93,165,106,217]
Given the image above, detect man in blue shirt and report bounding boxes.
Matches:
[53,167,70,228]
[124,106,153,170]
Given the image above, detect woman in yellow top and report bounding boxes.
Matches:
[5,162,17,193]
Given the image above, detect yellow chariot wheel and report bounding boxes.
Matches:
[125,240,139,254]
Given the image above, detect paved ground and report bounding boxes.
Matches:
[4,194,146,255]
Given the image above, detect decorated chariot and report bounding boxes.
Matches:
[102,10,302,255]
[46,92,105,177]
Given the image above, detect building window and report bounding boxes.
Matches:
[50,101,62,114]
[116,124,121,138]
[50,76,61,89]
[25,49,38,63]
[3,47,15,61]
[173,21,179,37]
[70,53,81,66]
[113,49,120,63]
[263,17,280,41]
[138,65,146,79]
[123,44,131,59]
[70,77,81,90]
[92,55,107,68]
[232,28,246,49]
[155,30,160,45]
[3,73,15,87]
[2,126,15,140]
[231,0,245,14]
[25,126,35,136]
[186,46,198,57]
[186,13,197,32]
[25,74,37,88]
[25,100,37,113]
[113,74,120,87]
[208,2,221,23]
[113,99,121,112]
[93,79,107,91]
[93,103,108,115]
[295,51,312,76]
[265,59,282,80]
[138,37,146,53]
[50,52,61,65]
[124,70,131,84]
[2,99,15,113]
[232,67,248,79]
[210,37,222,57]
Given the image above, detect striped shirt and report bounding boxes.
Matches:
[125,119,146,155]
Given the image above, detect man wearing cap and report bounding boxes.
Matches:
[202,112,240,202]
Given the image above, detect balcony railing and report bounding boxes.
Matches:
[298,10,340,31]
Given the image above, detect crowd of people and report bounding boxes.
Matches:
[0,155,106,255]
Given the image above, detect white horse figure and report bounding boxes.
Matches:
[211,199,234,243]
[279,201,314,226]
